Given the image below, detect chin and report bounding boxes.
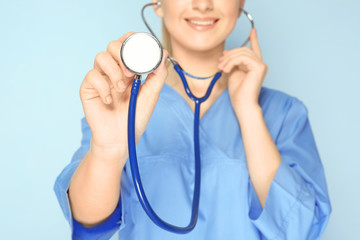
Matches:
[183,37,226,53]
[168,24,231,53]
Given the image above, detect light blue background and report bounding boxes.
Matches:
[0,0,359,239]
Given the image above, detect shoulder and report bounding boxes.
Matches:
[259,86,308,115]
[258,87,309,137]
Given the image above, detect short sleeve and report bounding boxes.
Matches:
[248,98,332,239]
[53,117,124,239]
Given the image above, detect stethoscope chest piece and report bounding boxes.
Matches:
[120,32,163,75]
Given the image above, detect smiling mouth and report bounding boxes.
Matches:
[185,18,219,26]
[188,20,216,25]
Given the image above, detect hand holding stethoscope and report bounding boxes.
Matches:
[79,32,169,163]
[218,28,268,115]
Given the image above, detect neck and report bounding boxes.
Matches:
[166,40,228,97]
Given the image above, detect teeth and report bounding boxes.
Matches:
[189,20,215,26]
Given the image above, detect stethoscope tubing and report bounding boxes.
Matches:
[127,65,221,233]
[127,1,253,234]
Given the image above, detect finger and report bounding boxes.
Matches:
[106,32,136,78]
[220,54,260,73]
[221,49,230,57]
[218,51,255,71]
[151,49,168,77]
[250,28,262,60]
[219,49,230,62]
[118,31,136,42]
[219,47,258,63]
[142,49,169,94]
[83,69,113,104]
[94,51,129,93]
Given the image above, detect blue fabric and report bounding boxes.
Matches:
[54,84,331,239]
[72,198,122,239]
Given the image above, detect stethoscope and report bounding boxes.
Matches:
[120,1,255,234]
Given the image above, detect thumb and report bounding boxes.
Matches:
[141,49,169,93]
[152,49,169,77]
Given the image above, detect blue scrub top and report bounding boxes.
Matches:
[54,84,331,239]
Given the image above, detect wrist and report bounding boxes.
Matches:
[234,101,262,121]
[89,137,129,163]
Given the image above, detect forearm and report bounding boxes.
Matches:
[235,104,281,208]
[68,138,128,227]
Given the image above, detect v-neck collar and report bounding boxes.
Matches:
[162,82,229,122]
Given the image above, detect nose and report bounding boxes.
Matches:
[192,0,214,13]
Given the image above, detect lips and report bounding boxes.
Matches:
[185,17,219,30]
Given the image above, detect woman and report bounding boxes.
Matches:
[54,0,331,239]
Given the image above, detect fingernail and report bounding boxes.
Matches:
[106,95,112,104]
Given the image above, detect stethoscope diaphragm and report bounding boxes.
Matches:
[120,32,163,75]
